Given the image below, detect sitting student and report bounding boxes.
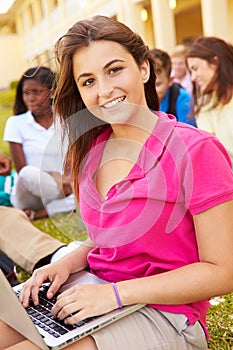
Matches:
[150,48,196,126]
[3,66,76,219]
[170,44,193,95]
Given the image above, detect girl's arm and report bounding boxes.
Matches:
[117,199,233,306]
[9,142,26,172]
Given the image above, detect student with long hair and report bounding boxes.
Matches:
[1,16,232,350]
[4,66,75,219]
[186,36,233,166]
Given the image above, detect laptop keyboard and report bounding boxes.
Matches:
[15,285,96,338]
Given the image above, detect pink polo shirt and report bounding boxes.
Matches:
[79,112,233,333]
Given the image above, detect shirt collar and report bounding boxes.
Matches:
[89,112,176,177]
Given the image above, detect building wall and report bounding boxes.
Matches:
[0,34,27,89]
[175,4,203,45]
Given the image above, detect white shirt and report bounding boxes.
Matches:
[4,110,67,173]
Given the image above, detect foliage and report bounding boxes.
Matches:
[0,89,16,109]
[0,107,13,156]
[10,80,18,90]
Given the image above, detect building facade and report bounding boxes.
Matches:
[0,0,232,89]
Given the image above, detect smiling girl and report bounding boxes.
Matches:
[1,16,233,350]
[187,36,233,166]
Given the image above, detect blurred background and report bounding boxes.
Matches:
[0,0,232,90]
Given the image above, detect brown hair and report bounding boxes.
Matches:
[186,36,233,113]
[53,15,159,196]
[150,48,171,78]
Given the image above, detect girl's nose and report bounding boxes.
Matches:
[97,79,114,98]
[190,71,197,82]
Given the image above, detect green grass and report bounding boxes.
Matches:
[0,107,12,156]
[0,96,232,350]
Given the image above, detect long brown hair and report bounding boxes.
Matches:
[186,36,233,114]
[53,15,159,197]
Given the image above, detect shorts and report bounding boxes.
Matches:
[91,306,208,350]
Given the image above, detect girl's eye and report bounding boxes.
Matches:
[109,66,123,75]
[83,78,94,87]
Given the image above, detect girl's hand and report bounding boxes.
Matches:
[61,174,73,196]
[48,171,73,196]
[0,153,11,176]
[20,262,71,308]
[51,283,118,324]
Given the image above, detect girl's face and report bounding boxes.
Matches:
[187,57,217,92]
[72,40,150,124]
[22,80,51,116]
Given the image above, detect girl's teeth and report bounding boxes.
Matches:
[104,97,124,108]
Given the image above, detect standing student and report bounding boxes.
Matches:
[4,66,76,219]
[1,16,233,350]
[186,36,233,166]
[150,48,196,126]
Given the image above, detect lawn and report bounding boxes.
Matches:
[0,99,232,350]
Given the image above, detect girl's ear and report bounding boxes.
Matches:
[140,60,150,83]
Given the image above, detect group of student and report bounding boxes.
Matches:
[0,15,233,350]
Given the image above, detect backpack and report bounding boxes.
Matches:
[167,83,181,118]
[0,252,19,286]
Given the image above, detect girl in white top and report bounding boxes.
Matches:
[187,36,233,167]
[4,67,75,219]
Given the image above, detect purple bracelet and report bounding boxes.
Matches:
[111,282,123,309]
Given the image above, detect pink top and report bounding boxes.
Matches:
[79,112,233,335]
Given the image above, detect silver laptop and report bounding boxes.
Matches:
[0,269,144,350]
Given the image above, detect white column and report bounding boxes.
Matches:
[116,0,146,41]
[200,0,229,40]
[151,0,176,52]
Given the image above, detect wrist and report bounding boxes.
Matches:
[111,282,123,309]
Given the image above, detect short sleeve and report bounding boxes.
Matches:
[3,116,23,144]
[183,135,233,214]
